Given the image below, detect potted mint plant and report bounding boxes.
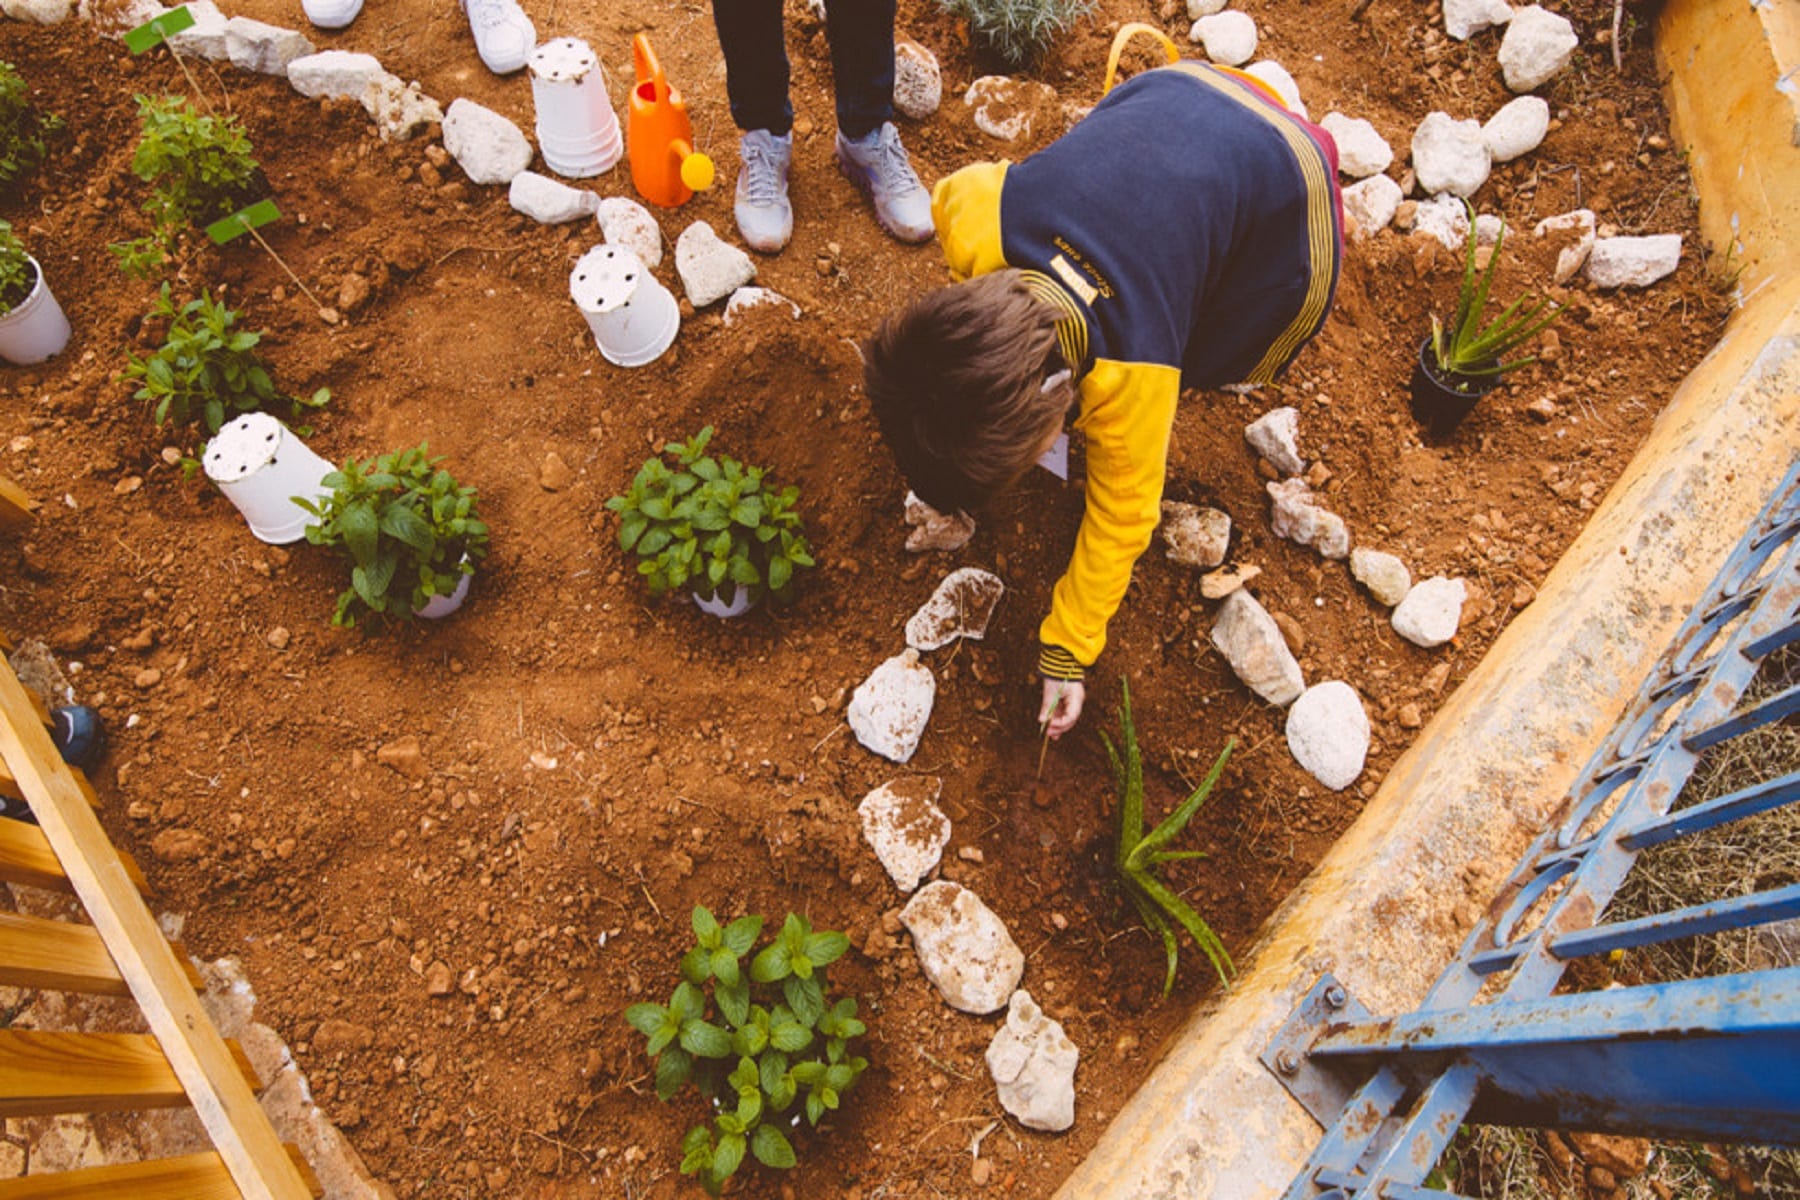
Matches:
[0,219,70,364]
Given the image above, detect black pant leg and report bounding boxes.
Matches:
[713,0,794,135]
[823,0,896,138]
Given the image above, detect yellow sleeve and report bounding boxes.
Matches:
[1037,359,1181,677]
[931,161,1010,281]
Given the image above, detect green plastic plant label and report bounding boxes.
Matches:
[123,5,197,54]
[205,199,281,245]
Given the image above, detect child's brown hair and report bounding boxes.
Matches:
[863,269,1074,515]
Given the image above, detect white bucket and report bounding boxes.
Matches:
[569,244,679,368]
[202,413,336,544]
[694,584,755,618]
[529,38,623,179]
[0,257,71,365]
[415,568,472,618]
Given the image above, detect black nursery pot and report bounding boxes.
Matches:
[1409,337,1498,435]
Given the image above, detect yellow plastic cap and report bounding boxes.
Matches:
[681,152,716,192]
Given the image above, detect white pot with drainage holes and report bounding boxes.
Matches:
[202,412,335,544]
[529,37,623,179]
[570,244,679,367]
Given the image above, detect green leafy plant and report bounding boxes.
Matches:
[1104,679,1235,996]
[0,219,35,315]
[627,906,869,1195]
[1428,200,1564,388]
[120,285,329,433]
[605,426,816,606]
[296,445,489,628]
[936,0,1095,67]
[0,61,63,199]
[110,95,260,278]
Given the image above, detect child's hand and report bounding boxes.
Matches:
[1038,679,1085,738]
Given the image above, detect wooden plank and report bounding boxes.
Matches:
[0,1145,321,1199]
[0,758,101,808]
[0,1029,260,1118]
[0,911,203,995]
[0,661,315,1200]
[0,819,147,895]
[0,476,36,531]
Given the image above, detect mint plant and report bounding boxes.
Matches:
[605,426,816,606]
[1105,679,1235,995]
[627,906,868,1195]
[121,285,329,434]
[0,220,35,314]
[0,61,63,199]
[110,95,260,278]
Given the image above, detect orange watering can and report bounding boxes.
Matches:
[629,33,715,207]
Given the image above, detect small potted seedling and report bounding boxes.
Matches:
[296,444,490,626]
[0,60,64,200]
[110,94,263,279]
[605,426,816,616]
[0,219,70,365]
[1412,200,1564,435]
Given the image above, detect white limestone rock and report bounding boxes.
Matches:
[1245,405,1305,477]
[1474,213,1507,246]
[1186,0,1227,17]
[1285,680,1369,791]
[225,17,314,74]
[1159,503,1231,569]
[1,0,73,23]
[1412,111,1491,199]
[1190,10,1257,65]
[1267,478,1349,560]
[1412,193,1473,251]
[900,880,1024,1014]
[1210,589,1305,706]
[859,777,950,893]
[723,286,800,325]
[986,990,1078,1132]
[894,38,942,121]
[596,196,663,269]
[508,171,599,224]
[1585,234,1682,289]
[1443,0,1512,41]
[1498,5,1578,93]
[361,74,442,142]
[903,490,976,553]
[906,568,1005,651]
[675,220,756,307]
[288,50,385,101]
[1243,60,1305,119]
[1482,95,1549,163]
[1350,547,1412,607]
[1320,113,1393,179]
[167,0,228,57]
[964,76,1057,142]
[78,0,159,34]
[1393,576,1467,648]
[1343,174,1404,239]
[442,98,532,185]
[1202,561,1260,600]
[1534,208,1596,285]
[847,648,936,763]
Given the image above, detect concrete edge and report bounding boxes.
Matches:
[1056,4,1800,1196]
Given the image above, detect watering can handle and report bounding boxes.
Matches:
[1102,22,1180,96]
[632,33,666,96]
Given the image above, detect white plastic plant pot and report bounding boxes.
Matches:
[0,256,72,365]
[529,37,623,179]
[414,568,472,619]
[692,584,754,618]
[569,244,679,368]
[202,412,335,544]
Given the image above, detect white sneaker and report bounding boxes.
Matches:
[460,0,536,74]
[302,0,362,29]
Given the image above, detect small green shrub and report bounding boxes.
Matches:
[110,95,260,278]
[627,906,869,1196]
[937,0,1096,67]
[0,61,63,198]
[0,220,35,315]
[296,445,489,628]
[1104,679,1235,995]
[120,285,329,433]
[605,426,816,605]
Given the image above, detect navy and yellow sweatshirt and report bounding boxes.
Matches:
[932,62,1343,681]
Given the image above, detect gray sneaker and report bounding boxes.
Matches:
[734,130,794,255]
[835,122,933,244]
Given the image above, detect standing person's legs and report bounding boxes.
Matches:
[827,0,932,244]
[714,0,798,252]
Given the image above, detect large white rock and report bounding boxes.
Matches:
[1392,576,1467,648]
[1267,478,1349,560]
[1243,60,1305,119]
[847,648,936,763]
[906,568,1005,650]
[1482,95,1550,163]
[1412,111,1491,199]
[1534,208,1596,285]
[1443,0,1512,40]
[362,75,442,142]
[166,0,227,57]
[1498,5,1579,93]
[1585,234,1682,289]
[1412,193,1473,251]
[508,171,599,224]
[442,98,532,185]
[858,777,950,893]
[1160,503,1231,569]
[900,881,1024,1014]
[596,196,663,269]
[964,76,1057,142]
[77,0,159,32]
[986,989,1078,1132]
[1350,546,1412,607]
[1210,590,1305,706]
[224,16,314,74]
[1285,680,1369,791]
[1343,174,1403,239]
[1245,405,1305,477]
[1320,113,1393,179]
[723,286,800,325]
[1190,10,1257,65]
[1186,0,1228,17]
[675,220,756,307]
[1,0,73,23]
[893,38,942,121]
[287,50,385,100]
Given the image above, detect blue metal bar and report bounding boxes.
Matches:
[1620,769,1800,850]
[1276,1068,1411,1200]
[1683,681,1800,753]
[1548,884,1800,960]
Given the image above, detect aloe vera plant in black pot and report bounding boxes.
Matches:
[1412,201,1563,435]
